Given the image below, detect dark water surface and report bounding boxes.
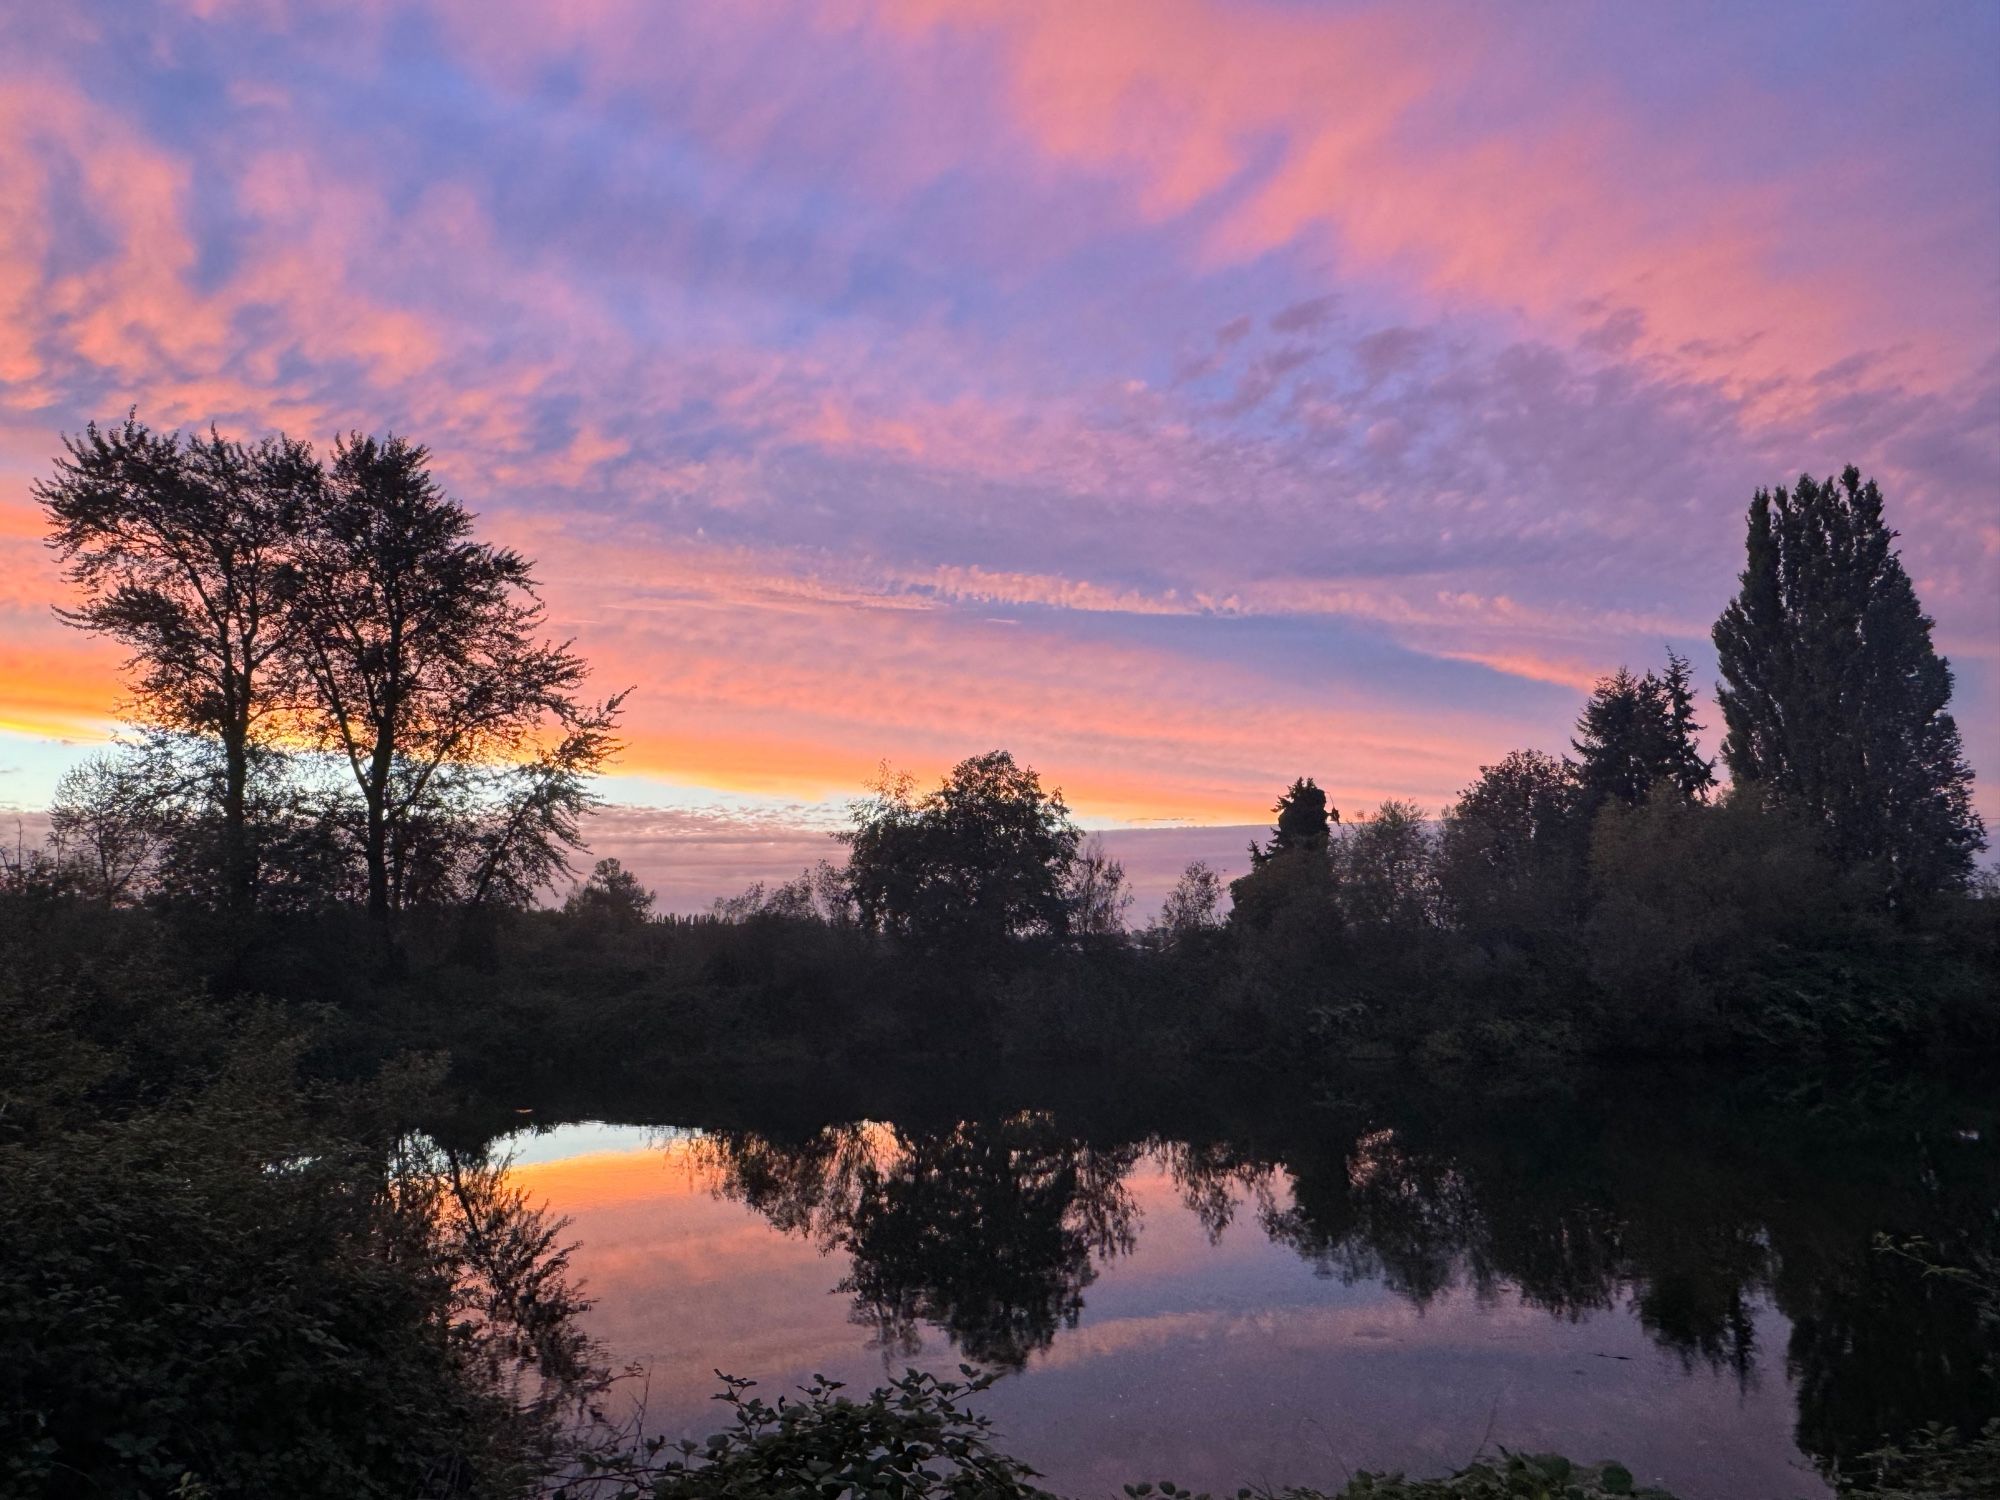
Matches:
[484,1067,1997,1499]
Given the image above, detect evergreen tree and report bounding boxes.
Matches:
[1572,652,1714,811]
[1657,650,1717,802]
[1712,466,1983,898]
[1250,776,1336,865]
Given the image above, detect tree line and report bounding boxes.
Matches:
[809,464,1985,956]
[31,416,623,931]
[24,417,1987,983]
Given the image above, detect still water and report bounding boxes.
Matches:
[488,1069,1996,1499]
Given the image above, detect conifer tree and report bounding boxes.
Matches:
[1713,466,1982,898]
[1572,652,1714,811]
[1250,776,1336,865]
[1657,650,1717,802]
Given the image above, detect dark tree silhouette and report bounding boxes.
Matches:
[1571,652,1714,811]
[47,751,169,904]
[1438,749,1586,939]
[840,751,1083,951]
[1713,467,1983,899]
[1250,776,1336,864]
[37,417,317,905]
[563,856,655,929]
[288,434,618,922]
[1228,775,1340,936]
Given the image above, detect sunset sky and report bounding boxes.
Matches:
[3,1,1997,905]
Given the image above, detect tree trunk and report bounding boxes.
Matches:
[222,730,252,909]
[365,735,393,924]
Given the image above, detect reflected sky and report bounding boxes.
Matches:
[506,1122,1828,1498]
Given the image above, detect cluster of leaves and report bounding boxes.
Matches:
[0,908,608,1500]
[840,753,1123,955]
[574,1369,1058,1499]
[568,1371,1681,1500]
[1836,1420,2000,1499]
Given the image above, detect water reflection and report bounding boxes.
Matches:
[498,1069,1997,1495]
[695,1117,1140,1367]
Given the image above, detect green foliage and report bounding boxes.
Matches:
[0,920,606,1500]
[1333,800,1441,933]
[1835,1418,2000,1498]
[601,1369,1058,1499]
[1322,1453,1674,1499]
[596,1375,1680,1500]
[1111,1452,1676,1498]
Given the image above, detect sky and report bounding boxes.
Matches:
[2,0,1997,907]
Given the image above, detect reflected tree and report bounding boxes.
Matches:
[700,1115,1140,1369]
[683,1072,1997,1469]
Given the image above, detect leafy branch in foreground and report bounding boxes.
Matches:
[569,1367,1056,1499]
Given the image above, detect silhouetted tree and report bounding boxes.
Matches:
[1438,749,1586,940]
[38,417,317,905]
[287,434,619,923]
[1155,860,1225,948]
[1228,775,1341,938]
[1250,776,1336,864]
[1334,799,1440,931]
[1063,836,1131,940]
[839,752,1083,952]
[47,752,169,904]
[1657,651,1716,802]
[1585,787,1847,1033]
[1572,653,1714,812]
[1713,467,1983,900]
[564,857,655,929]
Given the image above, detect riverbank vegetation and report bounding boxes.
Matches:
[6,423,1997,1497]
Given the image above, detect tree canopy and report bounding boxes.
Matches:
[36,417,623,928]
[840,752,1087,952]
[1713,466,1983,900]
[37,416,318,904]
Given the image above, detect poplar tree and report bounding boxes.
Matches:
[1712,466,1982,899]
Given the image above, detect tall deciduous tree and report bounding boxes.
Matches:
[1713,467,1983,899]
[288,434,618,923]
[38,417,316,904]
